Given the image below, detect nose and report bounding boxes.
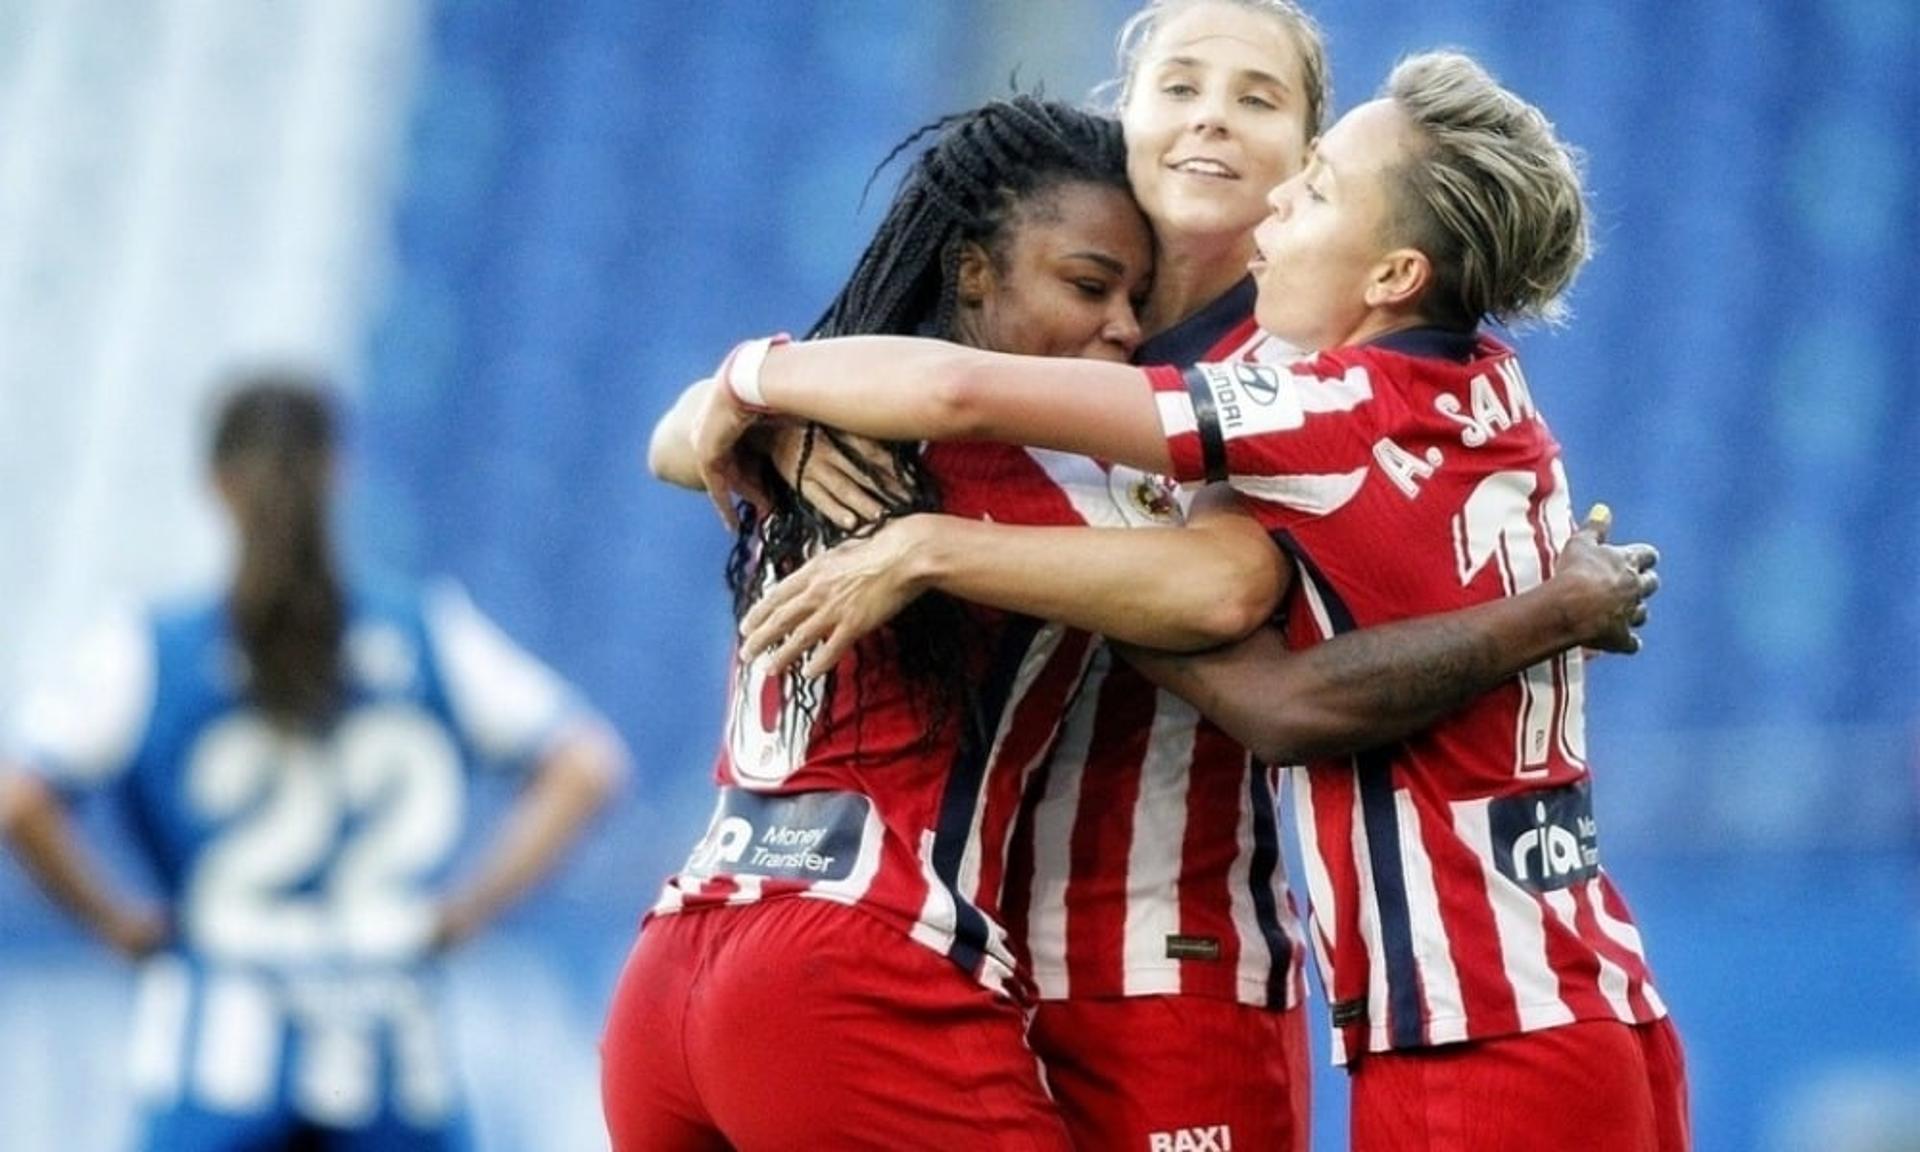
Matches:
[1186,89,1232,138]
[1103,301,1144,359]
[1267,177,1296,219]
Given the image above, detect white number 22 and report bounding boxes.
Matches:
[184,704,464,964]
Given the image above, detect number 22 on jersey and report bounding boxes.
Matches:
[184,704,464,964]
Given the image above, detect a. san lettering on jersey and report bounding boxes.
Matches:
[1003,280,1307,1011]
[1147,327,1666,1061]
[9,582,595,1124]
[654,441,1117,998]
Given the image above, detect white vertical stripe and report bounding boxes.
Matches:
[192,970,279,1112]
[293,997,377,1126]
[954,625,1065,909]
[1293,564,1337,641]
[388,979,453,1126]
[127,955,191,1103]
[1587,881,1666,1017]
[1226,763,1271,1002]
[1395,790,1466,1043]
[1289,767,1337,990]
[1554,883,1634,1022]
[1024,648,1108,998]
[1120,697,1196,995]
[1349,783,1393,1054]
[1452,799,1575,1032]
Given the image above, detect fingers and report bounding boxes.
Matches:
[1583,502,1613,544]
[1621,542,1659,573]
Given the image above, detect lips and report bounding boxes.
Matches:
[1168,156,1239,179]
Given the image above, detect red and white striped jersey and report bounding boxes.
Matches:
[653,441,1110,999]
[1003,280,1308,1011]
[1148,327,1667,1062]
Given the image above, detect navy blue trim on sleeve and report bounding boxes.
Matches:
[1184,366,1231,484]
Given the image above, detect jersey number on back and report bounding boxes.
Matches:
[184,704,464,963]
[1450,463,1588,777]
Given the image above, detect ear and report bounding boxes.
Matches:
[955,241,994,307]
[1364,247,1430,310]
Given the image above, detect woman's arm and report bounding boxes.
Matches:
[430,722,627,951]
[742,492,1286,677]
[1120,513,1660,764]
[652,377,909,529]
[693,337,1169,523]
[0,769,168,958]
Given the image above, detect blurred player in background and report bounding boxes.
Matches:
[0,375,628,1152]
[693,48,1685,1152]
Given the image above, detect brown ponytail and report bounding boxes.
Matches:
[210,375,343,728]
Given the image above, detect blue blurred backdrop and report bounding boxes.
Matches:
[1,2,1916,1150]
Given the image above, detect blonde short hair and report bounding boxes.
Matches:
[1384,51,1591,328]
[1109,0,1331,141]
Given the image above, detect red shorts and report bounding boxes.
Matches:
[1350,1016,1690,1152]
[599,898,1072,1152]
[1029,995,1309,1152]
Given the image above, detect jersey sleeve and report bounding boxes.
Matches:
[7,608,155,790]
[422,582,594,773]
[1148,353,1384,519]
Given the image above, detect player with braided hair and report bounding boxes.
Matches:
[609,95,1180,1151]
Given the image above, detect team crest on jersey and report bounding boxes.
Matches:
[1128,473,1180,522]
[1488,778,1601,892]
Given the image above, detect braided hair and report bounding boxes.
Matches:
[726,96,1131,751]
[210,373,343,729]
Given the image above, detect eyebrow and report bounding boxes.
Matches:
[1158,55,1292,93]
[1065,251,1131,277]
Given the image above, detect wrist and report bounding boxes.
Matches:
[890,514,949,595]
[720,333,792,412]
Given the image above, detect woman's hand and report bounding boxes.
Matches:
[763,425,910,531]
[1548,504,1660,654]
[740,516,932,677]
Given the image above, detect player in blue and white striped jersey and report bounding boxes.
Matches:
[1,376,627,1152]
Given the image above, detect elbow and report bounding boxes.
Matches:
[1188,567,1282,649]
[0,768,53,845]
[546,724,629,816]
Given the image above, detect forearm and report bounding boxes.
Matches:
[1121,580,1584,764]
[438,727,625,945]
[754,338,1171,471]
[649,379,712,489]
[900,515,1278,650]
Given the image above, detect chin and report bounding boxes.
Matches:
[1156,197,1266,248]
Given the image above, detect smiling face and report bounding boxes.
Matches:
[1120,0,1314,253]
[953,180,1153,363]
[1249,98,1426,351]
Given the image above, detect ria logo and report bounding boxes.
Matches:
[1488,780,1601,893]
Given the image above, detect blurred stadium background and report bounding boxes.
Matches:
[1,1,1914,1149]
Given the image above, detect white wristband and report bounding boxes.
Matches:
[723,333,790,411]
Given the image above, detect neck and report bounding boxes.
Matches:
[1338,308,1431,350]
[1143,232,1258,338]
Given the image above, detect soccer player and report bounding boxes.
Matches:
[692,50,1687,1152]
[0,377,628,1152]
